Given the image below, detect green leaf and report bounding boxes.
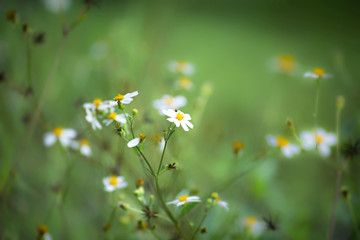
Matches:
[179,201,200,218]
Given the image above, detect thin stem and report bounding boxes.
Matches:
[136,147,155,176]
[191,209,208,240]
[26,37,32,88]
[121,108,135,138]
[313,78,321,129]
[329,169,342,240]
[346,198,360,239]
[335,106,341,164]
[157,138,169,175]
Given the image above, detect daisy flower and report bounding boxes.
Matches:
[167,194,201,206]
[275,55,297,73]
[163,109,193,131]
[127,134,146,148]
[103,176,128,192]
[304,68,332,79]
[153,95,187,115]
[300,128,336,157]
[113,91,139,105]
[84,108,102,130]
[70,139,92,157]
[168,60,195,75]
[176,77,194,90]
[103,112,127,126]
[243,216,266,236]
[43,127,77,147]
[211,192,229,211]
[266,135,300,158]
[37,225,52,240]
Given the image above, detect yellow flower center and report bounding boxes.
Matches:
[114,94,124,101]
[176,60,187,73]
[313,68,325,77]
[53,127,64,137]
[139,133,146,140]
[315,135,324,144]
[79,139,89,146]
[166,97,174,106]
[245,216,258,227]
[178,195,188,202]
[151,133,162,141]
[179,77,191,88]
[107,112,117,120]
[233,141,244,154]
[176,112,184,121]
[215,197,221,202]
[277,137,289,147]
[109,176,118,186]
[278,55,295,73]
[37,225,49,235]
[211,192,218,199]
[93,98,102,106]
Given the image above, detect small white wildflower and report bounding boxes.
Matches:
[103,112,127,126]
[167,194,201,206]
[113,91,139,104]
[176,77,194,90]
[168,60,195,75]
[300,128,336,157]
[163,109,193,132]
[243,216,266,236]
[266,135,300,158]
[103,176,128,192]
[43,127,77,147]
[304,68,332,79]
[43,0,71,14]
[153,95,187,115]
[84,108,102,130]
[211,193,229,211]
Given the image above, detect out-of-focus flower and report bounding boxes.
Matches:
[167,194,201,206]
[153,95,187,115]
[211,192,229,211]
[43,0,72,14]
[127,134,146,148]
[113,91,138,105]
[84,108,102,130]
[163,109,193,132]
[276,55,297,73]
[103,112,127,126]
[37,225,52,240]
[243,216,265,236]
[176,77,194,90]
[300,128,336,157]
[103,176,128,192]
[71,139,92,157]
[232,141,244,156]
[266,135,300,158]
[168,60,195,75]
[304,68,332,79]
[44,127,77,147]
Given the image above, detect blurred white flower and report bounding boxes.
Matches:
[212,193,229,211]
[84,108,102,130]
[300,128,336,157]
[37,225,52,240]
[113,91,138,105]
[176,77,194,90]
[163,109,193,132]
[103,112,127,126]
[242,216,265,236]
[304,68,332,79]
[168,60,195,75]
[266,135,300,158]
[269,55,297,74]
[44,127,76,147]
[167,194,201,206]
[103,176,128,192]
[71,139,92,157]
[43,0,71,14]
[153,95,187,115]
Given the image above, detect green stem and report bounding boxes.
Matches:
[335,106,341,164]
[191,209,208,240]
[121,108,135,138]
[346,198,360,239]
[26,38,32,88]
[313,78,321,129]
[157,138,169,175]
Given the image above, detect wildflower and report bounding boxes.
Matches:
[276,55,296,73]
[232,141,244,156]
[85,108,102,130]
[243,216,265,236]
[304,68,332,79]
[176,77,194,90]
[43,127,77,147]
[163,109,193,131]
[37,225,52,240]
[300,128,336,157]
[43,0,72,14]
[266,135,300,158]
[211,192,229,211]
[70,139,91,157]
[103,176,128,192]
[127,133,146,148]
[167,194,201,206]
[113,91,138,105]
[153,95,187,115]
[103,112,127,126]
[168,60,195,75]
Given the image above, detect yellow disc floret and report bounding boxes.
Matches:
[139,133,146,140]
[93,98,102,106]
[211,192,218,199]
[178,195,188,202]
[232,141,244,154]
[114,94,124,101]
[107,112,117,120]
[176,112,184,121]
[178,77,191,88]
[313,68,325,77]
[109,176,118,186]
[53,127,64,137]
[277,137,289,147]
[315,135,324,144]
[79,139,90,146]
[176,61,187,73]
[278,55,296,73]
[244,216,258,227]
[37,225,49,235]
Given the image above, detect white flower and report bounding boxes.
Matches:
[266,135,300,158]
[167,194,201,206]
[127,134,146,148]
[113,91,139,104]
[43,0,71,14]
[168,60,195,75]
[163,109,193,131]
[211,193,229,211]
[70,139,92,157]
[153,95,187,115]
[243,216,266,236]
[269,55,297,74]
[103,112,127,126]
[103,176,128,192]
[44,127,77,147]
[85,108,102,130]
[44,233,52,240]
[176,77,194,90]
[304,68,332,79]
[300,128,336,157]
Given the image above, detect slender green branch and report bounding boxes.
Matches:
[191,209,208,240]
[346,198,360,239]
[313,78,321,129]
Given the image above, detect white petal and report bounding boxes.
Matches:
[187,196,201,201]
[166,200,179,205]
[173,96,187,108]
[300,131,315,150]
[115,114,127,123]
[186,121,194,129]
[80,145,92,157]
[324,133,336,146]
[62,129,77,138]
[304,72,318,78]
[125,91,138,98]
[181,121,189,131]
[44,132,57,147]
[174,120,181,127]
[177,201,187,206]
[266,135,277,147]
[318,144,331,157]
[69,140,79,150]
[44,233,52,240]
[218,201,229,210]
[127,138,140,148]
[104,185,116,192]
